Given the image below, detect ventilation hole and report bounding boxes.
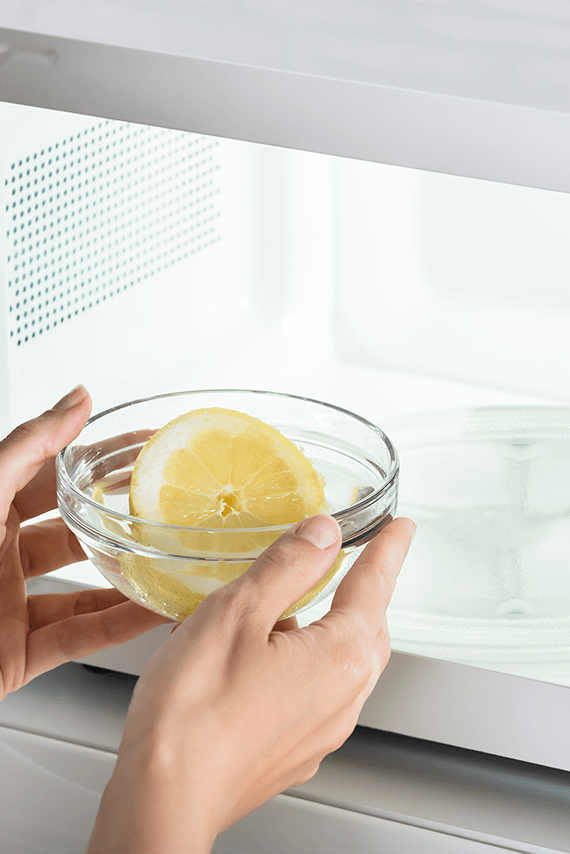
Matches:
[5,120,221,346]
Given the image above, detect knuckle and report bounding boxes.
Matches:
[10,417,49,449]
[326,715,359,755]
[295,762,322,786]
[261,538,311,583]
[344,654,375,693]
[10,420,41,443]
[200,575,254,624]
[375,619,393,671]
[4,418,51,464]
[330,625,377,693]
[376,569,397,606]
[53,620,76,660]
[377,621,391,654]
[73,589,100,617]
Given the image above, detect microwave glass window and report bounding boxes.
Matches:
[334,157,570,402]
[333,157,570,687]
[380,406,570,687]
[3,100,570,690]
[0,101,280,427]
[420,173,570,313]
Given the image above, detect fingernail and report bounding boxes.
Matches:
[53,384,87,411]
[296,514,340,550]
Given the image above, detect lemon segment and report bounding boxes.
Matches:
[120,554,248,623]
[129,408,327,550]
[119,550,350,623]
[126,406,335,619]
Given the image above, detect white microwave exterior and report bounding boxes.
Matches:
[1,2,570,192]
[2,4,570,776]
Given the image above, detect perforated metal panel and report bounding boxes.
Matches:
[4,120,220,346]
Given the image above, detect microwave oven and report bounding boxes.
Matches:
[2,1,570,776]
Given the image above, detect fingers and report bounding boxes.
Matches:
[19,518,86,578]
[352,614,391,710]
[214,515,342,631]
[10,457,59,523]
[25,595,172,684]
[2,386,92,525]
[303,522,414,730]
[326,516,416,633]
[16,427,154,524]
[271,615,299,633]
[27,587,130,629]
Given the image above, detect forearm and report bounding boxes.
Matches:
[87,743,217,854]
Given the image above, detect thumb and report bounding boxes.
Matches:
[0,385,91,521]
[238,514,342,629]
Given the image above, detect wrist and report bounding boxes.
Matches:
[88,735,218,853]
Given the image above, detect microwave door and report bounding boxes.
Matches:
[0,3,570,193]
[3,102,570,773]
[330,155,570,771]
[3,3,570,774]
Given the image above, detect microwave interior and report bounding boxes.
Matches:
[2,98,570,769]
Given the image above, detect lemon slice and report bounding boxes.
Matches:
[129,407,327,538]
[122,407,334,620]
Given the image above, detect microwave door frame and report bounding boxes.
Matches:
[4,19,570,773]
[0,25,570,195]
[361,650,570,772]
[27,572,570,773]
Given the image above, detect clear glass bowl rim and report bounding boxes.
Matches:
[56,388,400,538]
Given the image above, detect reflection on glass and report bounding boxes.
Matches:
[386,407,570,687]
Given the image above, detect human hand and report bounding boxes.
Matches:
[0,385,171,700]
[89,513,415,854]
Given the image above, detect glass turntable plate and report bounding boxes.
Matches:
[385,406,570,684]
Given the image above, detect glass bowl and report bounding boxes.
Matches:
[56,389,399,622]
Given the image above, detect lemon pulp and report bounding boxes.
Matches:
[122,407,338,620]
